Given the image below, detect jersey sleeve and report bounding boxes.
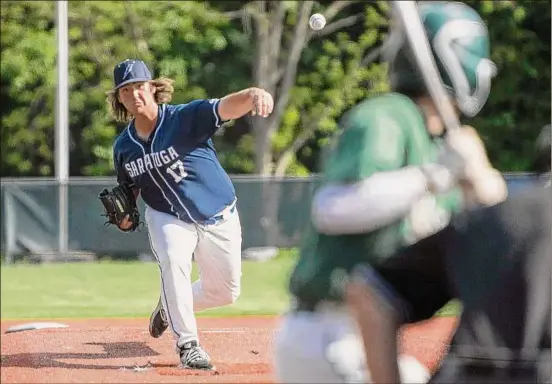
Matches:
[177,99,228,143]
[113,145,133,186]
[323,105,406,183]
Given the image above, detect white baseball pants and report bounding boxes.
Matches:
[273,303,430,384]
[145,205,242,349]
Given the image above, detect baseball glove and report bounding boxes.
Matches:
[98,183,141,232]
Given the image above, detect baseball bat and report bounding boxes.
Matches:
[391,1,461,132]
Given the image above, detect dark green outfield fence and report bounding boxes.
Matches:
[0,174,547,263]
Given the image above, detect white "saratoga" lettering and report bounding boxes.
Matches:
[125,146,179,178]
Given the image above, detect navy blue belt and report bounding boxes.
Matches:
[203,203,237,226]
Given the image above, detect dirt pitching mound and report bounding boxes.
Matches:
[1,316,456,383]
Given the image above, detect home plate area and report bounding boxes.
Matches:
[0,316,456,383]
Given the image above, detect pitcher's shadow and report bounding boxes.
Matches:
[1,341,174,370]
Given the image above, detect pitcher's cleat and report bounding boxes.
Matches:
[180,341,216,371]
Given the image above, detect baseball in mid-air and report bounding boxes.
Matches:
[309,13,326,31]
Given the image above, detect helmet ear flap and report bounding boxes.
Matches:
[384,26,429,99]
[383,6,440,100]
[388,50,423,96]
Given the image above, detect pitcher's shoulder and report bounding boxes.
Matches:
[112,127,133,153]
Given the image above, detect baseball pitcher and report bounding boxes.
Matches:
[100,59,273,371]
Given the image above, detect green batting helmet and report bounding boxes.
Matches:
[384,1,497,117]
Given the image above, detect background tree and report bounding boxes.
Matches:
[1,1,239,177]
[464,0,551,172]
[0,0,550,178]
[1,2,58,177]
[214,0,389,176]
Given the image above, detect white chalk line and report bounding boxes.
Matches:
[201,328,247,334]
[200,327,274,334]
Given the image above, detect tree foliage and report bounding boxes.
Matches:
[464,0,551,171]
[0,0,550,177]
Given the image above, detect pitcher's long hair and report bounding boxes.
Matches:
[106,77,175,123]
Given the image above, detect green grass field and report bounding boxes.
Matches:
[1,250,460,319]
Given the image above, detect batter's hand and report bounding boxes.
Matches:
[446,126,507,206]
[249,88,274,118]
[445,126,490,178]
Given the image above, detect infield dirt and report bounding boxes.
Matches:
[1,316,457,383]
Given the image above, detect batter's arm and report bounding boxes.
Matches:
[312,167,431,235]
[312,116,459,236]
[312,159,466,236]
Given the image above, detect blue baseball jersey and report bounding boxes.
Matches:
[113,100,236,224]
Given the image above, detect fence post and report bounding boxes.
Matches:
[4,189,16,264]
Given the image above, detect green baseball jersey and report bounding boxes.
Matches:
[289,93,463,306]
